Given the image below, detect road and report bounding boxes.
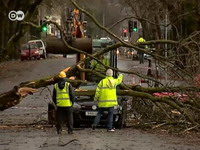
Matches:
[0,56,200,150]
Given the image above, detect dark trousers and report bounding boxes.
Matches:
[93,107,114,130]
[56,107,73,132]
[139,52,144,64]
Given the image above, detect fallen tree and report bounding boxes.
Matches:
[1,32,200,128]
[1,0,200,131]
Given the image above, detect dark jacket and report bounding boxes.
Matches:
[52,78,75,107]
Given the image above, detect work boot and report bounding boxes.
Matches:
[68,130,74,134]
[91,124,96,130]
[57,129,62,134]
[107,129,115,132]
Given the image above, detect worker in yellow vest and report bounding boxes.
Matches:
[92,69,123,132]
[52,71,75,134]
[136,36,146,64]
[91,55,110,72]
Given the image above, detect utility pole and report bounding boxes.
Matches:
[103,13,105,27]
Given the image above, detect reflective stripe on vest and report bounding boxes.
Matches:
[98,86,115,90]
[98,78,118,107]
[54,82,72,107]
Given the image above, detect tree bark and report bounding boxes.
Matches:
[43,36,92,54]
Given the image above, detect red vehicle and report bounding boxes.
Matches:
[20,42,40,61]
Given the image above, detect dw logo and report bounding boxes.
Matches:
[8,10,25,21]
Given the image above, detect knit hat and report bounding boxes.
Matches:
[106,69,113,77]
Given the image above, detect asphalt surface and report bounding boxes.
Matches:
[0,55,200,150]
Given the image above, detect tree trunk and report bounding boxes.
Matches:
[43,36,92,54]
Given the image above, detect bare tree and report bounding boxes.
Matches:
[1,0,200,130]
[0,0,44,61]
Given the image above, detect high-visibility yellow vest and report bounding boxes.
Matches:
[54,82,72,107]
[95,75,123,107]
[137,37,148,48]
[91,58,110,72]
[137,37,146,43]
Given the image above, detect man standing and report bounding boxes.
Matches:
[92,69,123,132]
[137,36,146,64]
[53,71,75,134]
[91,55,110,72]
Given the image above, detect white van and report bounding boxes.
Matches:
[28,40,47,59]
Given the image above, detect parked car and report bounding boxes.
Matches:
[73,82,127,128]
[20,42,40,61]
[28,40,47,59]
[144,47,155,60]
[144,53,150,59]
